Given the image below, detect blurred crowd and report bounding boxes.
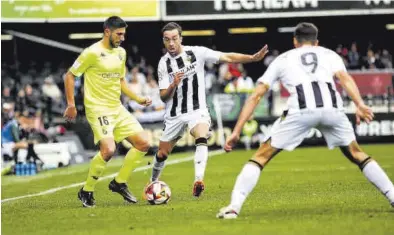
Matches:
[335,42,392,70]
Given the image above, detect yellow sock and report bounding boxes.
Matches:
[83,152,107,192]
[115,148,147,183]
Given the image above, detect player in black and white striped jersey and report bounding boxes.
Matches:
[149,22,269,197]
[217,22,394,219]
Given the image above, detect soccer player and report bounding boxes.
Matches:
[63,16,152,207]
[217,22,394,219]
[149,22,269,197]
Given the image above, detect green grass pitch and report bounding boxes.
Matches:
[2,144,393,235]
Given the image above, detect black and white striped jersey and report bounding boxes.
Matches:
[258,45,346,113]
[158,45,221,118]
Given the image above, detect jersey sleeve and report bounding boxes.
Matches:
[158,59,170,89]
[257,56,282,89]
[330,51,347,73]
[197,46,221,64]
[69,48,95,77]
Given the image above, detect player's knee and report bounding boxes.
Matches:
[156,150,168,162]
[195,137,208,146]
[135,140,150,153]
[100,146,116,159]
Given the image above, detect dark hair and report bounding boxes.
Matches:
[294,22,318,43]
[103,16,128,31]
[162,22,182,36]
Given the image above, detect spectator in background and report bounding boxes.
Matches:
[224,70,254,94]
[146,65,155,77]
[381,49,393,68]
[2,86,13,104]
[40,61,52,79]
[218,63,243,89]
[126,66,146,85]
[127,45,143,69]
[363,49,384,69]
[1,66,14,89]
[20,68,34,86]
[347,42,361,69]
[138,57,148,74]
[131,74,165,123]
[42,76,62,103]
[143,75,165,112]
[335,44,348,57]
[1,104,42,165]
[42,75,64,118]
[238,70,254,93]
[1,104,25,161]
[24,84,42,117]
[53,66,67,87]
[127,69,145,113]
[15,89,26,114]
[131,45,142,65]
[2,103,15,126]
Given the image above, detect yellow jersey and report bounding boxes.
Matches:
[69,41,126,112]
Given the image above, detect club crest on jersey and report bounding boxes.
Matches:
[100,52,106,57]
[118,54,123,61]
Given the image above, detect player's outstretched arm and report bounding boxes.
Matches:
[120,78,152,106]
[160,72,184,102]
[63,71,77,122]
[224,83,268,152]
[219,44,269,64]
[335,70,374,124]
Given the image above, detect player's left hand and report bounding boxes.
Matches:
[139,97,152,106]
[252,44,269,62]
[355,103,374,125]
[224,132,240,152]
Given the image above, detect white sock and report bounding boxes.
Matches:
[362,160,394,204]
[151,154,165,182]
[230,162,262,214]
[194,145,208,181]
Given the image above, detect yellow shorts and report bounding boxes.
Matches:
[86,106,143,144]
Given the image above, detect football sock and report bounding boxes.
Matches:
[151,153,166,182]
[362,160,394,204]
[194,145,208,182]
[115,147,147,183]
[230,162,262,213]
[83,152,107,192]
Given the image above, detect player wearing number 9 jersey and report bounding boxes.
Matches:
[64,16,152,207]
[217,22,394,219]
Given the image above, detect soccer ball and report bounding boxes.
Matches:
[144,181,171,205]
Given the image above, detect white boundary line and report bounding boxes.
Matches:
[1,150,225,203]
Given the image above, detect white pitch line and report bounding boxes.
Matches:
[1,150,225,203]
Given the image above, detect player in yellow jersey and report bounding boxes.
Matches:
[63,16,152,207]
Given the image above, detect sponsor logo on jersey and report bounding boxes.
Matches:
[100,72,121,79]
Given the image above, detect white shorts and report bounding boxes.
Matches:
[160,109,211,142]
[2,142,15,157]
[265,109,356,151]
